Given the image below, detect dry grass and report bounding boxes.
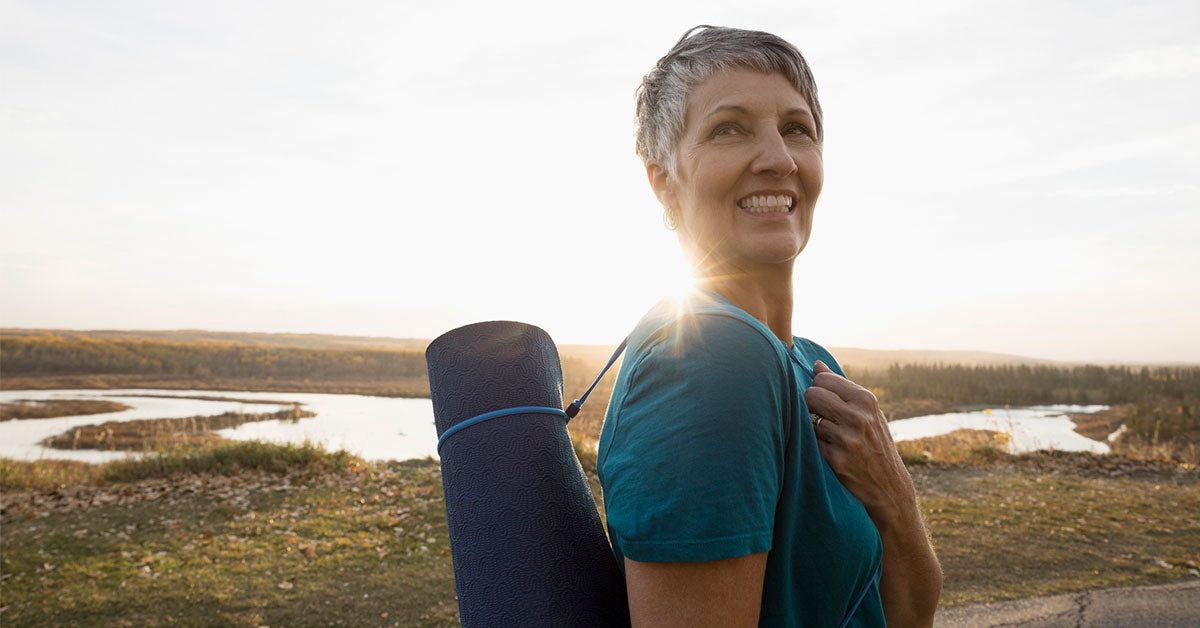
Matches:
[0,399,130,421]
[41,408,314,452]
[914,460,1200,606]
[0,441,360,492]
[1,457,455,627]
[1068,404,1131,440]
[0,458,107,491]
[897,429,1011,466]
[1114,436,1200,466]
[2,446,1197,625]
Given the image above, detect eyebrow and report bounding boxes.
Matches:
[704,104,814,121]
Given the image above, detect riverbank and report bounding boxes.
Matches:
[0,399,131,421]
[2,440,1196,626]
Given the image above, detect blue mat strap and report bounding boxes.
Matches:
[787,349,816,380]
[437,406,569,453]
[566,335,629,419]
[838,562,881,628]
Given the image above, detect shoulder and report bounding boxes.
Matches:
[624,293,789,382]
[603,295,793,458]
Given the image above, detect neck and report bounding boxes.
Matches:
[695,262,795,347]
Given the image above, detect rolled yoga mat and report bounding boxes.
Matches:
[426,320,630,627]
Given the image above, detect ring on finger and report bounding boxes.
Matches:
[812,414,824,428]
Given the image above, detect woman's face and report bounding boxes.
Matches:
[654,68,823,273]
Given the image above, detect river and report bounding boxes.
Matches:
[0,390,1115,462]
[886,404,1113,454]
[0,389,437,463]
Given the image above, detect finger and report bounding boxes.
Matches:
[810,411,847,445]
[811,370,875,407]
[804,386,860,428]
[813,360,833,375]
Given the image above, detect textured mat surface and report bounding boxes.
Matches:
[426,320,629,627]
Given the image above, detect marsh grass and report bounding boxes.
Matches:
[102,440,362,482]
[0,399,131,421]
[897,429,1012,466]
[1114,436,1200,466]
[0,441,361,491]
[0,458,105,491]
[41,407,316,452]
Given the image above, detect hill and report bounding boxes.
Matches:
[0,328,428,351]
[3,328,1077,370]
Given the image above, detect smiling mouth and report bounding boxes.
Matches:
[737,194,795,214]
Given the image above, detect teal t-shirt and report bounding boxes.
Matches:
[597,290,885,627]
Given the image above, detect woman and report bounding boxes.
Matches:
[596,26,942,627]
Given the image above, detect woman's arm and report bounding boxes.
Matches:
[600,317,789,626]
[625,553,768,627]
[804,360,943,627]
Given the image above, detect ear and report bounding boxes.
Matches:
[646,161,677,210]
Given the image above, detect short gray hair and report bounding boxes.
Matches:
[635,25,823,178]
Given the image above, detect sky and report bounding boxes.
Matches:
[2,0,1198,363]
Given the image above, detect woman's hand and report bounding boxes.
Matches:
[803,360,913,521]
[804,360,942,627]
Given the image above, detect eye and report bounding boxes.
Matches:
[783,122,813,138]
[710,122,742,137]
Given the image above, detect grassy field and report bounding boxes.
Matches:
[918,459,1199,607]
[2,440,1197,627]
[2,445,457,627]
[3,330,1198,624]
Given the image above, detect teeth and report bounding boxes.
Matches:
[738,195,794,212]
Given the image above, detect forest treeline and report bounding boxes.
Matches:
[6,336,1197,407]
[0,334,599,401]
[847,362,1198,407]
[0,335,429,381]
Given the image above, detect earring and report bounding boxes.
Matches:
[662,205,678,230]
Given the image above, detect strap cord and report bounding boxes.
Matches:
[565,335,628,418]
[838,563,881,628]
[436,406,568,453]
[788,350,816,380]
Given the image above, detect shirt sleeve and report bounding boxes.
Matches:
[600,314,790,563]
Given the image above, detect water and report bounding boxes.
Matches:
[887,404,1112,454]
[1,390,1114,462]
[0,389,438,463]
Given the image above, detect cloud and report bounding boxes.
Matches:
[1099,44,1200,80]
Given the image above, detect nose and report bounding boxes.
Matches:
[750,130,798,178]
